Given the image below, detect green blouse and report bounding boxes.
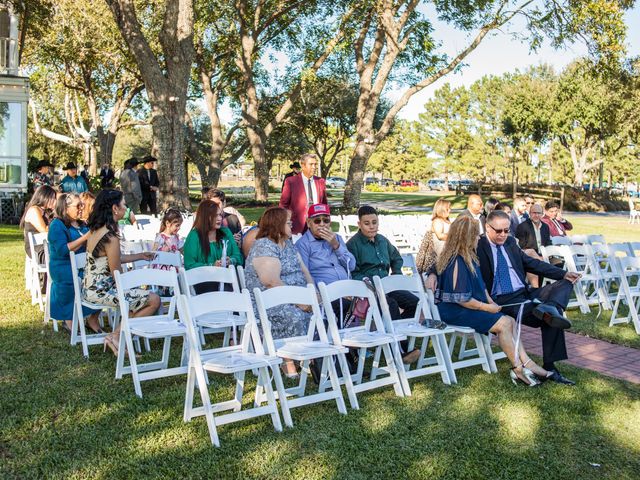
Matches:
[183,227,243,270]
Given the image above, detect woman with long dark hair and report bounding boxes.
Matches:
[183,199,243,293]
[48,193,101,332]
[21,185,57,258]
[82,189,160,356]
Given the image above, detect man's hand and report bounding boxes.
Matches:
[564,271,581,284]
[317,227,339,249]
[483,303,502,314]
[424,273,437,292]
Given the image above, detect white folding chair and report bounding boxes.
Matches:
[587,234,606,246]
[69,251,118,358]
[178,292,289,447]
[564,244,612,312]
[236,265,247,290]
[318,279,407,402]
[540,245,583,310]
[629,198,640,224]
[551,236,572,246]
[609,257,640,334]
[628,242,640,258]
[373,275,458,384]
[401,253,418,276]
[27,232,48,311]
[253,284,352,416]
[178,266,246,347]
[42,239,53,329]
[113,268,188,398]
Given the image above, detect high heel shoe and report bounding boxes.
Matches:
[510,365,541,387]
[103,335,118,357]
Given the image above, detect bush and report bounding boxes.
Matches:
[364,183,385,192]
[398,186,419,193]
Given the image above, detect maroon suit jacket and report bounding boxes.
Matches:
[541,215,573,237]
[279,174,327,234]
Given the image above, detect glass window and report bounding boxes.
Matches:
[0,101,24,185]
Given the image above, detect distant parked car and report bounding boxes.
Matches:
[427,179,445,191]
[326,176,346,188]
[364,177,379,185]
[399,179,418,187]
[380,178,395,187]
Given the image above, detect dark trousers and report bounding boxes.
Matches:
[387,290,419,320]
[330,298,352,329]
[495,279,574,366]
[140,191,157,215]
[194,281,233,295]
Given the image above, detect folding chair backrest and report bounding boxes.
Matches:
[372,274,431,327]
[607,243,631,258]
[566,244,597,274]
[318,279,384,335]
[28,232,47,265]
[587,234,606,245]
[570,234,589,245]
[178,218,194,239]
[150,251,182,268]
[401,253,418,275]
[253,284,331,351]
[628,242,640,258]
[178,266,240,297]
[236,265,247,290]
[540,245,569,264]
[114,268,180,319]
[551,236,572,246]
[69,251,86,317]
[618,256,640,274]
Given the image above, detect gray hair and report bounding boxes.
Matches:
[486,210,510,223]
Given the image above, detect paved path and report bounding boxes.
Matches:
[520,326,640,384]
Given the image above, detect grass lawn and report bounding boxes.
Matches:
[1,224,640,479]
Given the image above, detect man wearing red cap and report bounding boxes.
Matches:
[295,204,355,287]
[279,153,327,234]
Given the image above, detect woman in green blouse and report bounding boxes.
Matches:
[183,199,243,294]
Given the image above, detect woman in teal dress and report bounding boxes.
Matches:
[183,199,243,294]
[48,193,101,333]
[435,216,549,386]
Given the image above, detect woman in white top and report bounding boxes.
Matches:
[431,198,451,255]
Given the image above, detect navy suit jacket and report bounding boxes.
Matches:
[515,219,551,254]
[477,235,565,296]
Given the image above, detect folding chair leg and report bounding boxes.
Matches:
[325,356,347,415]
[259,367,283,433]
[272,368,293,428]
[335,353,360,410]
[233,371,246,412]
[381,343,404,398]
[432,335,453,385]
[184,363,197,422]
[474,333,493,374]
[160,336,172,369]
[390,341,412,396]
[482,335,499,374]
[194,364,220,447]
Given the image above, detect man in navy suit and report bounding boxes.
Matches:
[477,210,581,385]
[279,154,327,234]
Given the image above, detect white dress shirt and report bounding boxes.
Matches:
[301,173,317,206]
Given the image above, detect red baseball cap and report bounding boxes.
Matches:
[307,203,330,218]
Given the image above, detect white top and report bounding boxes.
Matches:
[301,173,318,206]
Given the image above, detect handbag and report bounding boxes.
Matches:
[416,230,438,274]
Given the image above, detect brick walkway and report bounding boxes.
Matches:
[520,326,640,384]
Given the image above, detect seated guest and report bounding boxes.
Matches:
[435,216,551,386]
[478,210,579,384]
[416,198,451,274]
[295,203,355,318]
[183,199,243,294]
[483,197,500,219]
[509,197,529,235]
[495,202,512,216]
[241,224,259,258]
[203,187,245,238]
[21,185,57,259]
[458,194,485,234]
[244,207,315,377]
[79,192,96,222]
[32,159,54,190]
[515,203,552,288]
[347,205,421,363]
[524,194,535,214]
[48,193,100,333]
[82,189,160,356]
[117,205,137,226]
[541,201,573,237]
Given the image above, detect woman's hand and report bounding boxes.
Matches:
[138,252,155,261]
[483,303,501,314]
[296,304,312,313]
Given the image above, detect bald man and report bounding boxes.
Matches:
[458,194,485,234]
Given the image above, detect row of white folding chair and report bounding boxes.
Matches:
[609,256,640,334]
[551,234,606,246]
[121,225,157,243]
[27,232,48,312]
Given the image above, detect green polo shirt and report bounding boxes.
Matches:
[346,230,403,281]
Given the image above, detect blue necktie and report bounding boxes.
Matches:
[495,245,514,295]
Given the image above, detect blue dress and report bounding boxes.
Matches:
[436,255,502,334]
[48,218,98,321]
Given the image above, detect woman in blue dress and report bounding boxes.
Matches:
[48,193,101,333]
[435,216,549,386]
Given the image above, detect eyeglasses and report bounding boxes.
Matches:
[487,224,510,235]
[312,217,331,225]
[530,211,543,215]
[525,201,534,205]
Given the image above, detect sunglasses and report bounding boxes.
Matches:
[312,217,331,225]
[487,224,510,235]
[525,201,534,205]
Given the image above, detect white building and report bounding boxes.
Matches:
[0,2,28,194]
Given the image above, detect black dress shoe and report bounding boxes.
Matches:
[539,369,576,386]
[533,304,572,330]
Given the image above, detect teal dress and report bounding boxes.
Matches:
[48,218,98,321]
[435,255,501,335]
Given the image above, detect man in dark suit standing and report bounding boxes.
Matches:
[478,210,581,385]
[458,194,485,235]
[282,161,301,187]
[99,163,115,188]
[279,154,327,234]
[138,155,160,215]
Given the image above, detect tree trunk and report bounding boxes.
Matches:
[152,104,190,210]
[97,128,117,168]
[343,139,375,209]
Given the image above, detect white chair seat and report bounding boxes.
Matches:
[129,318,186,338]
[203,351,281,374]
[341,330,401,348]
[196,312,247,329]
[276,340,348,361]
[394,322,455,337]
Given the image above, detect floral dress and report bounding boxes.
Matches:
[151,232,183,296]
[82,231,150,312]
[244,237,311,339]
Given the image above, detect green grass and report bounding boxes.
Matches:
[1,224,640,479]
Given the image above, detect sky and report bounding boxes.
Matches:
[394,4,640,120]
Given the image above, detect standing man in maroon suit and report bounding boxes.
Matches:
[279,153,327,234]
